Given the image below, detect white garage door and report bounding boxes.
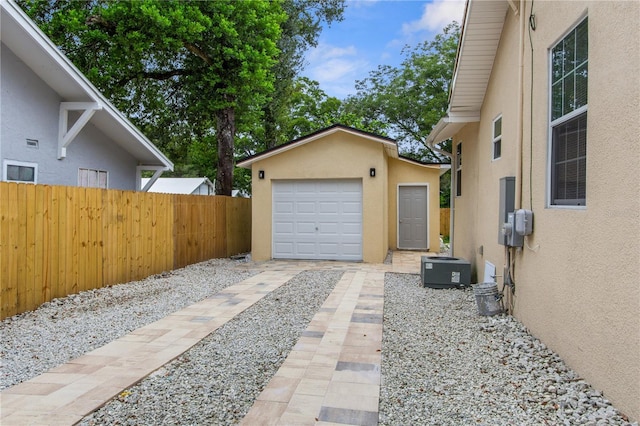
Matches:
[273,179,362,261]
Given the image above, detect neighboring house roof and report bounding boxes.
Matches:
[0,0,173,170]
[237,124,447,169]
[425,0,510,147]
[141,177,215,195]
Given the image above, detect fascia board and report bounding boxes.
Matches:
[2,0,173,170]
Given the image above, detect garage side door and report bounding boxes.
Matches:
[273,179,362,261]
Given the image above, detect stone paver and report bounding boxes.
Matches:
[0,251,434,426]
[0,270,298,426]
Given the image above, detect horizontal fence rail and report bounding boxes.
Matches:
[0,182,251,320]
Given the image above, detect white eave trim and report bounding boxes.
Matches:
[425,112,480,147]
[237,126,398,168]
[425,0,508,149]
[3,0,173,171]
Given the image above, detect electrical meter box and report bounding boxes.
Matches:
[515,209,533,235]
[498,177,516,245]
[503,212,524,247]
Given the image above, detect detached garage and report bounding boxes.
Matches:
[237,124,445,263]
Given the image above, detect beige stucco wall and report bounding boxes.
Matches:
[249,132,389,263]
[452,1,639,419]
[387,158,441,252]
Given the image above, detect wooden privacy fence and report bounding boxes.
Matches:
[0,182,251,320]
[440,208,451,237]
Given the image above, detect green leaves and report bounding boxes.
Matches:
[347,22,460,162]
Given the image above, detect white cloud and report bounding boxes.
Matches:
[402,0,465,35]
[304,42,370,97]
[307,44,358,63]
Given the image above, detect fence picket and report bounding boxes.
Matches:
[0,182,250,320]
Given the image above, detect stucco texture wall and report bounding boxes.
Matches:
[387,158,441,252]
[249,132,388,263]
[452,1,639,419]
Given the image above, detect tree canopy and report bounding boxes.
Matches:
[21,0,458,201]
[21,0,285,194]
[345,22,460,162]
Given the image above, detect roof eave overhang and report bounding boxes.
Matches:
[426,0,509,148]
[237,125,398,169]
[1,0,173,170]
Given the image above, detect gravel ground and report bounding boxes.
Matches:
[80,269,341,425]
[380,273,635,426]
[0,258,257,390]
[1,262,635,425]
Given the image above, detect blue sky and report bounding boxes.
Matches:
[302,0,466,99]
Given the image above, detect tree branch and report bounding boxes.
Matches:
[118,69,194,85]
[183,42,213,66]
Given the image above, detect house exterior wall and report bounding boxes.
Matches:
[451,1,639,419]
[1,45,138,190]
[387,158,441,252]
[193,183,213,195]
[249,132,388,263]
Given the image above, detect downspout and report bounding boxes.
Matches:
[515,0,527,210]
[504,0,528,311]
[432,145,454,255]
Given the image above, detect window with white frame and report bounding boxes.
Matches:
[455,142,462,197]
[3,160,37,183]
[78,168,108,188]
[549,17,588,206]
[492,115,502,160]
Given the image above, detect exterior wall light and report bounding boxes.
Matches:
[370,168,376,177]
[258,170,265,179]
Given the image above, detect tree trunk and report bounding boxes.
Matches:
[263,104,278,150]
[215,105,235,196]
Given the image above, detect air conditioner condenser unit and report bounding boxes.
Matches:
[421,256,471,289]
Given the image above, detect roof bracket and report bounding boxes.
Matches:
[137,165,166,191]
[507,0,519,16]
[58,102,102,159]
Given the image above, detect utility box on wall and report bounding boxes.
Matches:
[498,177,516,245]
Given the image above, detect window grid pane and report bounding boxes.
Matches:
[552,113,587,205]
[551,18,588,121]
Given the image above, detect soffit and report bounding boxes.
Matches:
[449,0,509,115]
[1,0,173,168]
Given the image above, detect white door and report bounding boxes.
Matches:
[272,179,362,260]
[398,185,429,250]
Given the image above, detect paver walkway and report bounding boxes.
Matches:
[0,251,433,425]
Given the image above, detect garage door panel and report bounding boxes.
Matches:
[318,243,339,254]
[274,222,294,234]
[274,242,294,253]
[296,222,317,234]
[341,243,362,255]
[273,179,362,260]
[319,201,339,213]
[296,242,316,255]
[296,202,316,213]
[342,222,361,236]
[319,222,338,234]
[342,201,361,214]
[274,201,294,214]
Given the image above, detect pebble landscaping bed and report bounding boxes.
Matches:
[0,258,257,390]
[380,273,634,426]
[79,269,341,425]
[0,261,635,425]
